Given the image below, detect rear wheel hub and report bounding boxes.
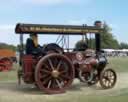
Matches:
[52,70,60,78]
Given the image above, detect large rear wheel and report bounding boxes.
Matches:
[35,53,75,94]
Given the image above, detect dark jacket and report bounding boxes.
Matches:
[26,38,42,55]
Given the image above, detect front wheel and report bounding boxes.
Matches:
[78,69,98,85]
[99,68,117,89]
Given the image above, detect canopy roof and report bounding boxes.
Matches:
[15,23,103,35]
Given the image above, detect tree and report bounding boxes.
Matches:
[0,43,16,51]
[74,22,120,50]
[101,22,119,49]
[74,40,88,51]
[119,42,128,49]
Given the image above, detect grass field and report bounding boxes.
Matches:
[0,57,128,102]
[108,57,128,72]
[0,64,18,82]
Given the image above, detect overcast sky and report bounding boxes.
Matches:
[0,0,128,46]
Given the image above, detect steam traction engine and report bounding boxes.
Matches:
[15,21,117,94]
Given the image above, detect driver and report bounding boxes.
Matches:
[26,34,42,55]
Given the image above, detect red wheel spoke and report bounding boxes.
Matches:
[55,79,62,89]
[48,59,54,70]
[56,61,62,70]
[40,69,51,74]
[57,77,64,86]
[47,80,52,88]
[39,73,48,79]
[42,76,52,85]
[43,63,50,70]
[60,70,67,74]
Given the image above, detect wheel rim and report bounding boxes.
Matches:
[79,71,91,82]
[35,54,74,94]
[100,69,117,89]
[79,70,98,85]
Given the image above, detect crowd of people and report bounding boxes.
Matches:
[103,49,128,57]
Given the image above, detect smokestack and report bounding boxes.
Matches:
[94,21,102,52]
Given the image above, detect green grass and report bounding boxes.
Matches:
[0,64,18,82]
[108,57,128,72]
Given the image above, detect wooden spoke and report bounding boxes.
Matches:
[60,70,67,74]
[57,77,65,86]
[48,59,54,70]
[108,82,112,87]
[42,76,52,85]
[55,79,62,89]
[103,78,107,85]
[110,73,114,79]
[40,69,51,74]
[39,74,48,79]
[47,80,52,89]
[56,61,62,70]
[42,63,51,71]
[107,81,110,87]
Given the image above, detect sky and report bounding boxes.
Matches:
[0,0,128,46]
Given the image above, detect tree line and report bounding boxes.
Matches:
[0,43,16,51]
